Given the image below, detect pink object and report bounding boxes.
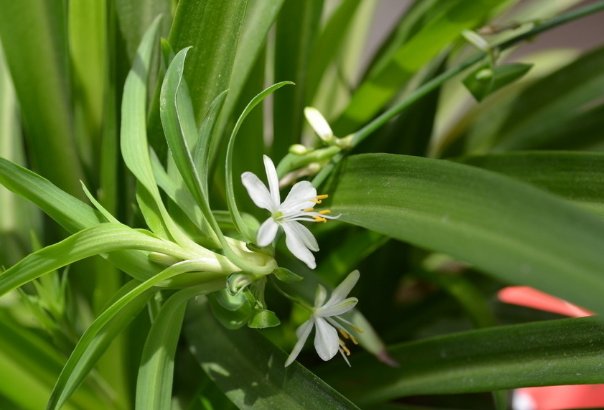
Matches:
[498,286,601,410]
[497,286,592,318]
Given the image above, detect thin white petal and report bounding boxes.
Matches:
[282,222,316,269]
[285,320,314,367]
[324,270,360,308]
[241,172,274,211]
[281,181,317,213]
[256,218,279,247]
[304,107,333,142]
[314,317,339,361]
[317,297,358,317]
[263,155,280,206]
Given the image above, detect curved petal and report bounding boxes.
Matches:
[257,218,279,247]
[285,320,314,367]
[304,107,333,141]
[281,181,317,213]
[317,297,358,317]
[263,155,280,206]
[285,221,319,251]
[282,222,317,269]
[324,270,360,308]
[241,172,274,211]
[314,285,327,308]
[314,317,339,361]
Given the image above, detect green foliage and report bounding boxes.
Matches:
[1,1,604,409]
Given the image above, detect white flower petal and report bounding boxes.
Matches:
[313,317,339,361]
[304,107,333,142]
[263,155,281,206]
[323,270,360,308]
[285,320,314,367]
[317,297,357,317]
[281,181,317,213]
[282,222,316,269]
[241,172,274,211]
[314,285,327,308]
[285,221,319,251]
[256,218,279,247]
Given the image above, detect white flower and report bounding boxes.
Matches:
[285,270,360,367]
[241,155,337,269]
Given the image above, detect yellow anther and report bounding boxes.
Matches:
[313,194,329,204]
[339,339,351,356]
[314,216,327,223]
[319,209,331,215]
[338,328,350,340]
[303,207,315,212]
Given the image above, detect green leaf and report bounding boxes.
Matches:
[320,317,604,406]
[273,0,324,159]
[114,0,171,61]
[490,46,604,151]
[333,0,501,133]
[225,81,293,240]
[136,286,206,410]
[330,154,604,316]
[0,313,106,410]
[168,0,247,123]
[463,63,532,101]
[48,264,226,410]
[459,151,604,214]
[160,47,216,235]
[214,0,285,159]
[0,158,101,233]
[305,0,362,101]
[0,0,83,195]
[0,223,193,296]
[185,299,359,409]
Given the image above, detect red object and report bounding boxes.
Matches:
[498,286,601,410]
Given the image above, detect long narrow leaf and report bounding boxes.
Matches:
[331,154,604,315]
[320,317,604,406]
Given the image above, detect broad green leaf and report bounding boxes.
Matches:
[0,223,195,297]
[330,154,604,316]
[136,286,207,410]
[320,317,604,406]
[273,0,324,159]
[184,299,358,410]
[333,0,500,133]
[459,151,604,213]
[0,0,83,195]
[168,0,247,123]
[48,267,226,410]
